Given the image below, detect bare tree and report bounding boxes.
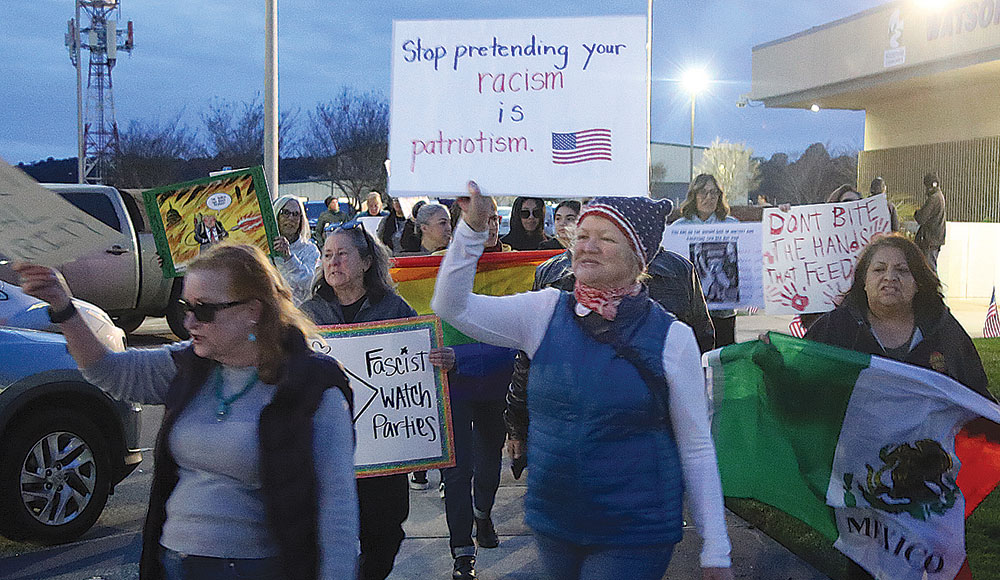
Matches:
[201,94,297,169]
[301,88,389,210]
[110,114,203,188]
[695,139,761,206]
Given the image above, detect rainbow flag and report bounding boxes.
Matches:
[391,250,561,345]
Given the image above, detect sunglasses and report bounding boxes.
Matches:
[327,221,375,255]
[520,208,544,218]
[277,208,301,218]
[178,298,247,323]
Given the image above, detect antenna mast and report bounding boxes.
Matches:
[66,0,134,184]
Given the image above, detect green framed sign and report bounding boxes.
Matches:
[142,166,278,277]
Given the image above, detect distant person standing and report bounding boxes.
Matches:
[271,195,320,306]
[914,172,946,272]
[314,195,349,246]
[501,197,550,250]
[359,192,390,239]
[867,177,899,232]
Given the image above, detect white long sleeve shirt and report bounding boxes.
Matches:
[432,219,732,568]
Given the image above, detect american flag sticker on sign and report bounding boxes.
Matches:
[551,129,612,164]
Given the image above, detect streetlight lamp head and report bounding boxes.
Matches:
[810,104,821,112]
[681,68,711,95]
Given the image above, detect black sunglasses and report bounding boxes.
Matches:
[178,298,247,323]
[327,221,375,255]
[520,208,544,218]
[277,208,301,218]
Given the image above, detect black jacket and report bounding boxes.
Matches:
[805,301,994,402]
[505,248,715,440]
[914,187,946,249]
[139,330,352,580]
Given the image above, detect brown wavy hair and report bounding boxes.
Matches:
[679,174,730,220]
[843,233,943,315]
[186,243,316,383]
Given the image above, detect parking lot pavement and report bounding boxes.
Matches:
[390,465,829,579]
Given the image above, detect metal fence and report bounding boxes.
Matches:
[858,135,1000,223]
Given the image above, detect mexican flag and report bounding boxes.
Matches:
[390,250,560,345]
[705,333,1000,579]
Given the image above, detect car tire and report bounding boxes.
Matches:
[165,279,189,340]
[0,410,112,544]
[113,314,145,334]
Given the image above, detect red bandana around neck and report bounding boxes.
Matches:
[574,279,641,321]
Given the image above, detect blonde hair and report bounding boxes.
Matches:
[187,244,316,383]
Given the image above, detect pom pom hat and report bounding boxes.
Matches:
[577,197,673,265]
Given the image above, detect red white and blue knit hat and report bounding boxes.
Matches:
[578,197,673,265]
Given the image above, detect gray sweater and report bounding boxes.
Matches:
[82,342,358,578]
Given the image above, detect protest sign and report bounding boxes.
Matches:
[142,167,277,277]
[388,16,649,199]
[761,195,892,315]
[0,158,116,267]
[662,223,763,310]
[313,316,455,477]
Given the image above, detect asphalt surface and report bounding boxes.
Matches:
[0,298,989,579]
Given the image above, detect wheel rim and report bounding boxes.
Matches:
[19,431,97,526]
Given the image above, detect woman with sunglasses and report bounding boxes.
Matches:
[501,197,550,250]
[272,195,320,306]
[14,245,358,580]
[300,222,454,580]
[672,174,740,347]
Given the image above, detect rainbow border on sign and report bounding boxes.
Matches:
[317,315,455,478]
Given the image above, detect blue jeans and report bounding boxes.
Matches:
[161,547,285,580]
[442,399,507,554]
[534,533,675,580]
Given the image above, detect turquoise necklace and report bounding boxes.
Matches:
[213,367,259,422]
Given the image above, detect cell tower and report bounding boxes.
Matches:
[65,1,134,184]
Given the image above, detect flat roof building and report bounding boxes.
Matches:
[751,1,1000,298]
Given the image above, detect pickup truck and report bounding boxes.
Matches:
[0,183,187,338]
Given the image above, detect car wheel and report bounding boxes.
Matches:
[113,314,145,334]
[0,410,112,544]
[165,279,189,340]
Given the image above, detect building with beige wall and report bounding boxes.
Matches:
[751,0,1000,298]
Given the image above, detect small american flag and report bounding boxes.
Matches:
[745,305,760,315]
[551,129,612,165]
[789,315,806,338]
[985,288,1000,338]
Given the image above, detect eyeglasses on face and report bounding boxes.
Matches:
[520,208,544,218]
[278,208,301,218]
[487,215,501,224]
[178,298,247,323]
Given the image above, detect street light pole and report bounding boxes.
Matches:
[264,0,278,201]
[689,94,696,181]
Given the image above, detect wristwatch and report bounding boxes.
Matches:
[48,302,78,323]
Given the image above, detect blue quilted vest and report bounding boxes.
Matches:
[525,291,684,546]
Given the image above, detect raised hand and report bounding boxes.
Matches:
[12,262,74,311]
[455,180,493,232]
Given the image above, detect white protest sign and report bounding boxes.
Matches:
[761,195,892,315]
[0,159,116,267]
[388,16,649,199]
[313,316,454,477]
[662,223,764,310]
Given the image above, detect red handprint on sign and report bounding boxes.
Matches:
[778,282,809,311]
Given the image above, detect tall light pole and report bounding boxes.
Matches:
[681,68,710,182]
[264,0,278,200]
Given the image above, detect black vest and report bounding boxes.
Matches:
[139,330,353,580]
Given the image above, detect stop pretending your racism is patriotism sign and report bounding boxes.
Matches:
[388,15,650,199]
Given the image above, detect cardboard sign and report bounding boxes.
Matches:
[762,195,892,315]
[388,16,649,199]
[142,167,277,277]
[0,159,116,267]
[662,223,764,310]
[313,316,455,477]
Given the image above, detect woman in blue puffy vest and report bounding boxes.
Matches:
[432,182,734,580]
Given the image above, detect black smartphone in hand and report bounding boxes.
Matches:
[511,455,527,479]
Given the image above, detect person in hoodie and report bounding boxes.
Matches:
[272,195,320,306]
